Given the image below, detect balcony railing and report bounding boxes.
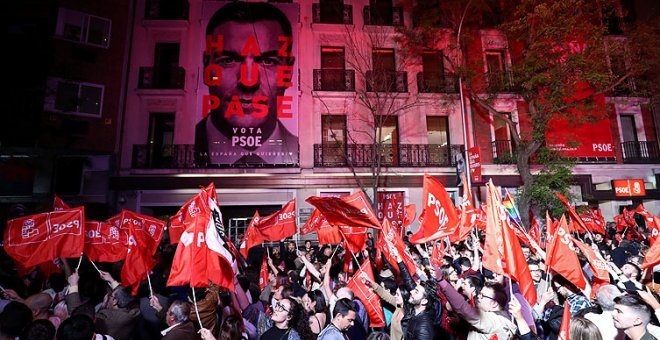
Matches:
[314,144,461,167]
[313,69,356,91]
[138,66,185,89]
[366,71,408,93]
[145,0,189,20]
[485,70,516,93]
[416,73,458,93]
[621,141,660,163]
[492,140,516,164]
[363,6,403,26]
[312,3,353,24]
[132,144,195,169]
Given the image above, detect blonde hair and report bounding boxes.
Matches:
[569,317,602,340]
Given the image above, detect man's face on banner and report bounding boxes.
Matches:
[208,20,289,129]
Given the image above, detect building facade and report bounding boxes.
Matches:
[1,0,660,238]
[111,0,659,239]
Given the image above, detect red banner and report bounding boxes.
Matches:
[84,220,128,263]
[467,146,482,183]
[251,199,297,241]
[545,93,614,158]
[4,207,85,268]
[613,179,646,197]
[377,192,405,234]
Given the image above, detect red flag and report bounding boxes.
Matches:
[483,180,537,306]
[431,241,445,267]
[410,174,460,244]
[168,214,185,244]
[641,240,660,269]
[53,196,71,211]
[558,301,571,340]
[251,199,297,241]
[403,204,416,227]
[340,226,369,254]
[546,211,555,248]
[577,209,607,235]
[571,237,609,283]
[306,191,381,230]
[554,193,590,234]
[4,207,85,268]
[376,219,416,276]
[634,204,659,245]
[317,223,343,245]
[614,208,636,232]
[120,210,166,294]
[239,211,261,258]
[167,217,234,290]
[259,251,269,290]
[301,209,325,235]
[450,175,479,243]
[546,216,586,290]
[84,220,128,263]
[529,211,542,247]
[346,258,386,327]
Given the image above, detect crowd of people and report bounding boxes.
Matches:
[0,219,658,340]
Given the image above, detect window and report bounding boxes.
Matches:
[492,113,514,161]
[154,43,181,88]
[148,113,175,167]
[419,50,446,92]
[485,50,508,89]
[322,115,346,145]
[372,48,395,71]
[426,116,449,145]
[320,115,347,166]
[379,116,399,164]
[45,78,104,117]
[319,47,348,91]
[56,8,111,48]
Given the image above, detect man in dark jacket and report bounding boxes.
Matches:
[160,300,196,339]
[404,280,436,340]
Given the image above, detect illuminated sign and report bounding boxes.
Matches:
[613,179,646,197]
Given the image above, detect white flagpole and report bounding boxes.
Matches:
[75,252,84,271]
[192,288,204,329]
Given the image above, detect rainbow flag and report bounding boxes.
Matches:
[502,190,523,227]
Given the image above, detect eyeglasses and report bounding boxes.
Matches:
[274,301,290,313]
[479,293,496,301]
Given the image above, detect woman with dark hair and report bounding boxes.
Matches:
[302,290,328,335]
[260,297,313,340]
[200,314,248,340]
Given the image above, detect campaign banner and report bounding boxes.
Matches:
[467,146,482,183]
[545,93,615,158]
[377,191,404,232]
[196,2,299,166]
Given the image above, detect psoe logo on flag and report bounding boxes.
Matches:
[21,219,38,239]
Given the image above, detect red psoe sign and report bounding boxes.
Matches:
[613,179,646,197]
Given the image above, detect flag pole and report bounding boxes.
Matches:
[88,259,102,275]
[146,272,154,297]
[75,252,84,271]
[192,287,204,329]
[508,276,514,321]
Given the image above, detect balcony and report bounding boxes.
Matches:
[366,71,408,93]
[145,0,189,20]
[132,144,195,169]
[363,6,403,26]
[485,70,516,93]
[138,66,185,89]
[314,144,460,167]
[492,140,516,164]
[313,69,355,91]
[621,141,660,163]
[416,73,458,93]
[313,3,353,24]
